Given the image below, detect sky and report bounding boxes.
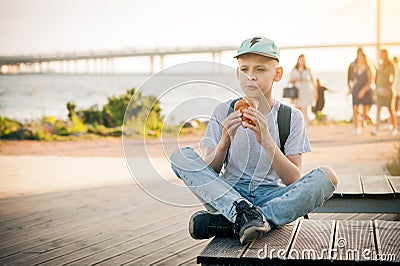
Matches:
[1,0,400,72]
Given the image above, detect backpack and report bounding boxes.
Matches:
[226,98,291,155]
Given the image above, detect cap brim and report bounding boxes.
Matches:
[234,52,279,61]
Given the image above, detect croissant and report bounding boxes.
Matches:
[234,97,258,125]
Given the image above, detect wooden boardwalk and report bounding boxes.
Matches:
[0,184,398,266]
[198,219,400,265]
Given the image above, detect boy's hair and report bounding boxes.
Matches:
[234,36,280,62]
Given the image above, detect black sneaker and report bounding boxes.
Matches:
[189,210,235,239]
[234,200,271,245]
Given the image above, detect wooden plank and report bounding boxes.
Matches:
[387,176,400,194]
[242,219,299,261]
[40,220,188,265]
[92,228,190,265]
[126,236,206,265]
[374,220,400,262]
[0,202,163,258]
[1,209,189,265]
[361,175,394,195]
[178,257,197,265]
[18,214,191,265]
[287,220,334,260]
[152,241,209,266]
[0,186,137,227]
[314,198,400,213]
[333,220,377,261]
[334,174,363,195]
[0,190,141,247]
[196,237,250,265]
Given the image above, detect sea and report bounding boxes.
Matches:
[0,71,389,124]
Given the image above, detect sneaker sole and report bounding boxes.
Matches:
[189,211,233,240]
[240,225,270,245]
[189,211,207,239]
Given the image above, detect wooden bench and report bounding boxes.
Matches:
[315,175,400,213]
[197,175,400,265]
[197,219,400,265]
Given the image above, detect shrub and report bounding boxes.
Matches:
[78,105,104,125]
[102,88,136,127]
[386,142,400,175]
[0,117,23,138]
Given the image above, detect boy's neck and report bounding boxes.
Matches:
[256,95,274,115]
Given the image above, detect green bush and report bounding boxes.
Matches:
[78,105,104,125]
[386,142,400,175]
[0,87,165,140]
[78,88,165,137]
[0,117,23,138]
[102,89,135,127]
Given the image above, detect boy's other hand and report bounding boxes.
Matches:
[242,108,272,146]
[221,110,242,148]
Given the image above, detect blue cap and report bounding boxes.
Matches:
[234,36,280,61]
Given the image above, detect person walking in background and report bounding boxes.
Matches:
[290,54,315,124]
[394,56,400,126]
[372,49,397,136]
[347,47,364,90]
[348,50,375,135]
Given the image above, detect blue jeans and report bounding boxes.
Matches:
[170,146,335,228]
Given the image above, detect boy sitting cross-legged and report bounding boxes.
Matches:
[170,36,338,245]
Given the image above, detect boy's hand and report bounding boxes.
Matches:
[242,108,272,146]
[220,110,242,148]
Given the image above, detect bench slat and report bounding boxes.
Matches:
[334,220,377,261]
[197,220,400,265]
[197,237,249,265]
[387,176,400,194]
[288,220,334,260]
[361,175,394,195]
[374,220,400,262]
[242,219,299,260]
[335,175,363,195]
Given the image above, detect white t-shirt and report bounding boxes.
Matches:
[201,98,311,187]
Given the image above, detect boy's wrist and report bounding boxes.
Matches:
[217,141,230,152]
[261,135,275,152]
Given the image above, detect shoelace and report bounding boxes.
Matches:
[233,201,263,231]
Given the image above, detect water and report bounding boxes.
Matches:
[0,72,387,124]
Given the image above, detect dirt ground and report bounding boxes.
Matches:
[0,123,398,198]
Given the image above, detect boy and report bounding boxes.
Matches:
[170,36,338,245]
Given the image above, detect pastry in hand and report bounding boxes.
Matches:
[234,97,258,125]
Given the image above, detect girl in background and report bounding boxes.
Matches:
[348,50,375,135]
[290,54,315,124]
[372,50,397,136]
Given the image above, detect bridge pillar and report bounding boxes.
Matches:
[16,64,22,74]
[160,55,164,70]
[85,60,90,74]
[212,52,222,63]
[107,58,114,74]
[150,56,155,74]
[39,62,43,74]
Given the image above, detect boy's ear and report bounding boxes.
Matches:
[236,67,239,79]
[274,66,283,81]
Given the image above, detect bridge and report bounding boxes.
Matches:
[1,42,399,74]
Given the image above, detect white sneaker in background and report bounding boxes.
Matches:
[371,128,378,136]
[352,128,361,136]
[390,129,398,136]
